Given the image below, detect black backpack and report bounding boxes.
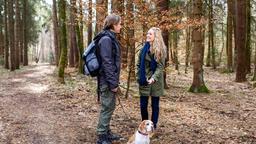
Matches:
[82,33,115,77]
[82,40,100,77]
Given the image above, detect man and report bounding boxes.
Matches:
[96,14,122,144]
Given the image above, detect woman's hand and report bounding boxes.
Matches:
[111,87,118,93]
[147,78,155,85]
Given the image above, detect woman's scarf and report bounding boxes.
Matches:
[139,42,157,86]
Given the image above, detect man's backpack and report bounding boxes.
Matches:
[82,32,116,77]
[82,40,100,77]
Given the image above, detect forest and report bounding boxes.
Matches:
[0,0,255,143]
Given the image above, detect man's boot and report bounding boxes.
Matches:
[96,134,112,144]
[107,130,122,141]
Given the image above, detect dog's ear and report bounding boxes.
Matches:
[138,120,146,132]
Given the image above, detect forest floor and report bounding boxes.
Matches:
[0,63,255,144]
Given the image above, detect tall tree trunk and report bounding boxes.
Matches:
[15,0,21,69]
[233,1,237,71]
[157,0,169,89]
[0,3,4,61]
[169,32,174,63]
[185,28,191,74]
[58,0,68,83]
[209,0,216,69]
[8,0,15,71]
[87,0,92,46]
[20,1,24,65]
[0,29,3,61]
[74,38,79,66]
[52,0,60,65]
[69,0,77,67]
[173,30,179,71]
[72,0,79,66]
[4,0,9,69]
[125,0,135,98]
[23,0,28,66]
[252,42,256,81]
[77,0,84,74]
[226,0,233,72]
[79,0,83,48]
[40,31,45,62]
[245,0,251,74]
[218,22,225,66]
[185,1,191,74]
[126,0,135,81]
[95,0,107,34]
[189,0,209,93]
[235,0,247,82]
[206,27,211,67]
[76,25,83,74]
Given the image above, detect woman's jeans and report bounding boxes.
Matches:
[140,96,159,128]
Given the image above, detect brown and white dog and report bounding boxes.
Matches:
[127,120,154,144]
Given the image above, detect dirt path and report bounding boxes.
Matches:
[0,64,256,144]
[0,64,81,144]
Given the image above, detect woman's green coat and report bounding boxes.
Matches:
[136,48,165,97]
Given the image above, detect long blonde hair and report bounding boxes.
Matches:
[149,27,167,62]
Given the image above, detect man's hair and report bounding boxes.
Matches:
[103,14,121,30]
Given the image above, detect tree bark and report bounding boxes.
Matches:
[58,0,68,83]
[185,27,191,74]
[87,0,92,46]
[77,0,84,74]
[189,0,209,93]
[206,27,211,67]
[125,0,136,98]
[8,0,15,71]
[69,0,77,67]
[4,0,9,69]
[20,0,24,65]
[209,0,216,69]
[15,0,21,69]
[226,0,233,72]
[126,0,135,81]
[185,1,191,74]
[23,0,28,66]
[235,0,247,82]
[233,1,237,70]
[79,0,83,48]
[252,42,256,81]
[218,22,225,66]
[76,25,83,74]
[52,0,60,65]
[173,30,179,71]
[245,0,251,74]
[72,0,79,66]
[0,3,4,61]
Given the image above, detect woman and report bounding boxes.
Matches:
[136,27,166,130]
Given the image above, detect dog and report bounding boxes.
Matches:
[127,120,154,144]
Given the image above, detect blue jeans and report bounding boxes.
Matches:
[140,96,159,128]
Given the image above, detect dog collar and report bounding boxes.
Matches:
[138,130,148,136]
